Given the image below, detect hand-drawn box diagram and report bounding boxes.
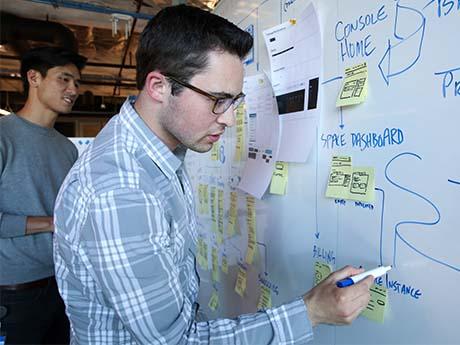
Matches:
[350,170,370,195]
[339,76,366,99]
[329,169,351,187]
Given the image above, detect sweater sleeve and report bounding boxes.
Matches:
[0,212,27,238]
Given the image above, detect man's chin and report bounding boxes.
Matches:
[187,142,213,154]
[57,106,74,114]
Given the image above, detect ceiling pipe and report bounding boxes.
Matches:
[24,0,153,20]
[0,11,78,54]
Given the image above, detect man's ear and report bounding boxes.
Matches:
[27,69,42,89]
[144,71,169,103]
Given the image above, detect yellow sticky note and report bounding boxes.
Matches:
[211,143,219,161]
[210,187,217,232]
[227,191,238,237]
[208,291,219,311]
[326,156,353,199]
[326,155,375,203]
[202,184,209,215]
[336,62,368,107]
[257,284,272,310]
[314,261,332,286]
[198,184,203,214]
[222,255,228,274]
[245,196,257,265]
[234,266,247,297]
[211,247,219,282]
[361,284,388,323]
[270,161,289,195]
[235,103,245,162]
[197,238,208,270]
[217,189,224,244]
[348,167,375,202]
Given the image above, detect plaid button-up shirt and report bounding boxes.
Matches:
[54,97,313,344]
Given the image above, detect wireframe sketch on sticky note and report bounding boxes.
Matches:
[349,167,375,202]
[336,62,368,107]
[325,156,352,199]
[325,156,375,202]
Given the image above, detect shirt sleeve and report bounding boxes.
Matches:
[0,212,27,238]
[0,141,27,238]
[82,188,314,345]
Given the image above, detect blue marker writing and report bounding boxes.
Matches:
[336,265,392,288]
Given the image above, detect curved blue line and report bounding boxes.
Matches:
[448,179,460,185]
[423,0,435,10]
[321,76,343,85]
[385,152,459,272]
[379,2,426,85]
[389,4,426,78]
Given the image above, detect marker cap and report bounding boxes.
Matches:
[336,278,353,288]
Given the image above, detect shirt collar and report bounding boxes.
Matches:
[119,96,185,178]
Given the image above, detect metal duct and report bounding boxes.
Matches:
[0,12,78,55]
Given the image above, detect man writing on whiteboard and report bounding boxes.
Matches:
[53,5,373,344]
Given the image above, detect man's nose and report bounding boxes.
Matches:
[67,81,79,94]
[217,106,236,127]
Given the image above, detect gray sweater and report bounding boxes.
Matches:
[0,114,77,284]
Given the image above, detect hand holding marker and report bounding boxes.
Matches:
[336,265,392,288]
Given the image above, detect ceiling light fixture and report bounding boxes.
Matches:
[111,13,133,39]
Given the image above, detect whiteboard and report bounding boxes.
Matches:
[184,0,460,344]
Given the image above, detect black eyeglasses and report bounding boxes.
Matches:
[166,75,245,115]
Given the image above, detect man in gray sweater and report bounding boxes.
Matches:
[0,46,86,344]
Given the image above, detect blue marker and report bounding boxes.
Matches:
[336,265,392,288]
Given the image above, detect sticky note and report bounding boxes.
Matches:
[197,238,208,270]
[198,184,209,215]
[217,189,224,244]
[222,255,228,274]
[349,167,375,202]
[227,191,238,237]
[208,291,219,311]
[198,184,203,214]
[202,184,209,214]
[361,284,388,323]
[211,247,219,282]
[257,284,272,310]
[245,196,257,265]
[325,156,375,203]
[235,103,245,162]
[235,266,247,297]
[210,187,217,232]
[326,156,353,199]
[314,261,332,286]
[211,143,219,161]
[336,62,368,107]
[270,161,289,195]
